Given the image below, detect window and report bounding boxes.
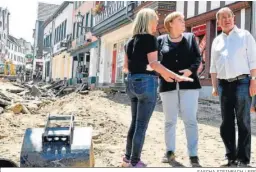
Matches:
[56,27,58,43]
[61,22,64,40]
[64,20,67,39]
[85,13,89,28]
[50,33,52,46]
[90,12,93,27]
[47,34,49,47]
[60,24,63,41]
[56,27,59,43]
[73,23,76,40]
[59,26,61,42]
[76,23,79,38]
[54,29,57,44]
[81,16,84,35]
[74,1,77,9]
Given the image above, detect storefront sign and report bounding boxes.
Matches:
[158,2,176,11]
[192,24,206,36]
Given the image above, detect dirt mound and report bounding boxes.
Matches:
[1,90,256,167]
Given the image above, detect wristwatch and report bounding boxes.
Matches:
[251,76,256,80]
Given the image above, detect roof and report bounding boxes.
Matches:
[43,1,73,28]
[8,35,19,45]
[37,2,60,21]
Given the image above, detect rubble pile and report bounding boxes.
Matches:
[0,79,89,115]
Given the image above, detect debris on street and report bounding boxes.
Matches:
[0,79,256,167]
[0,78,90,115]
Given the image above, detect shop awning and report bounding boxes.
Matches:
[70,40,98,56]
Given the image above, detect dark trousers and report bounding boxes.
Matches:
[218,76,251,163]
[125,74,158,165]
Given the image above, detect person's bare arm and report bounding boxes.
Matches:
[210,39,218,96]
[211,73,218,89]
[123,53,129,73]
[246,31,256,96]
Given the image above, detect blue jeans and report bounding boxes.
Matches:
[125,74,158,165]
[218,76,251,163]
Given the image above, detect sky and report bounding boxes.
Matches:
[0,0,63,44]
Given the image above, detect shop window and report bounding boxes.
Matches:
[115,40,126,83]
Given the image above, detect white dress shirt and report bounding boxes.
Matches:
[210,26,256,79]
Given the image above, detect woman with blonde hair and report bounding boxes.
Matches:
[122,8,193,167]
[157,11,201,166]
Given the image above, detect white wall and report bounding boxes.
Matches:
[53,3,73,54]
[187,1,195,18]
[89,48,98,77]
[7,42,26,66]
[211,1,220,10]
[43,20,53,42]
[198,1,207,15]
[176,1,184,14]
[99,23,132,84]
[225,1,236,5]
[240,8,245,30]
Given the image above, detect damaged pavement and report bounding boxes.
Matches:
[0,77,89,115]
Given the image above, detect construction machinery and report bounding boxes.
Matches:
[4,59,16,76]
[19,114,95,167]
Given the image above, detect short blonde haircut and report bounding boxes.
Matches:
[132,8,158,36]
[216,7,234,20]
[164,11,184,32]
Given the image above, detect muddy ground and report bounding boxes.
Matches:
[0,81,256,167]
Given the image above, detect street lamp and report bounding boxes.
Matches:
[75,11,91,32]
[75,11,83,24]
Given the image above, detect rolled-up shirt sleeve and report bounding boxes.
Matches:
[210,39,217,73]
[246,31,256,70]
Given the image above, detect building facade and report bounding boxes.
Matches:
[33,2,60,78]
[42,1,74,82]
[0,7,10,63]
[69,1,98,85]
[91,1,176,89]
[6,35,27,67]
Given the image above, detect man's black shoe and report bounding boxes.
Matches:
[220,160,237,167]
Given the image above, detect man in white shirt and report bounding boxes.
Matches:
[210,7,256,167]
